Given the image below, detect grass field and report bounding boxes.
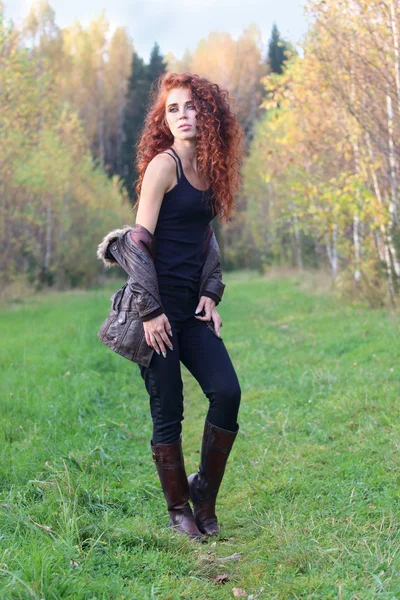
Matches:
[1,272,400,599]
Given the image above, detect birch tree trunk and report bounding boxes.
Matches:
[326,223,338,278]
[353,214,361,282]
[365,130,398,301]
[350,41,362,283]
[292,212,303,270]
[45,201,52,277]
[97,67,105,167]
[389,0,400,115]
[117,75,125,175]
[386,92,400,227]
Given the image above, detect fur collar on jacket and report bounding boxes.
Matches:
[97,225,133,268]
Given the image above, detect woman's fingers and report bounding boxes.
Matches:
[159,328,173,352]
[143,314,174,358]
[149,328,173,358]
[195,297,206,315]
[151,331,166,356]
[156,318,173,355]
[212,312,222,337]
[195,298,215,321]
[200,303,212,320]
[163,316,173,338]
[195,302,222,337]
[148,332,161,355]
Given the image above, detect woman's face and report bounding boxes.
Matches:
[164,87,197,141]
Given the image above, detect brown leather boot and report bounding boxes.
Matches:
[151,437,203,540]
[188,420,239,536]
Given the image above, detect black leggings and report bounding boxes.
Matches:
[139,285,241,444]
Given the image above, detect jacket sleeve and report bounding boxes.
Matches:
[202,290,221,304]
[200,229,225,305]
[106,231,164,322]
[201,260,225,306]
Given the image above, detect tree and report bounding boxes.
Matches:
[104,26,133,175]
[121,52,150,201]
[0,16,130,291]
[147,42,166,87]
[237,0,400,305]
[23,0,64,76]
[121,43,167,202]
[267,23,291,74]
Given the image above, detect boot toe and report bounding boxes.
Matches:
[196,518,219,536]
[168,520,204,541]
[168,509,204,539]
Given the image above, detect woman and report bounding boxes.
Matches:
[98,72,243,540]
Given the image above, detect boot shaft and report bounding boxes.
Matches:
[151,437,190,511]
[151,437,203,539]
[188,420,239,535]
[198,420,239,495]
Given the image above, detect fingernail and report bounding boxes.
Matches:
[218,332,221,338]
[162,352,166,358]
[168,331,173,337]
[170,345,174,351]
[195,308,200,314]
[156,349,160,355]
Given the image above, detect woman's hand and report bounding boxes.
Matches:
[144,313,173,358]
[195,296,222,337]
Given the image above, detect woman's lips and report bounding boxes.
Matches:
[178,124,191,129]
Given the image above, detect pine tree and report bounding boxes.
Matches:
[121,43,166,202]
[267,23,289,74]
[121,52,149,201]
[147,41,166,88]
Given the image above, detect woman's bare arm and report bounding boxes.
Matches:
[135,153,176,234]
[135,153,177,357]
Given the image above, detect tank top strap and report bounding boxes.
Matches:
[160,151,181,182]
[168,147,184,180]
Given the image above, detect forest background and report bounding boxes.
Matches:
[1,0,400,307]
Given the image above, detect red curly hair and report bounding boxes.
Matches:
[133,72,244,222]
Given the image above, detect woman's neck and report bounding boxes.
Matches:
[171,140,197,169]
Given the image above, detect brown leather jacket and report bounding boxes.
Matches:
[96,223,225,367]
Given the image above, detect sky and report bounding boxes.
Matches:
[4,0,310,62]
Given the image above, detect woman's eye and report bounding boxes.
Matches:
[169,105,195,112]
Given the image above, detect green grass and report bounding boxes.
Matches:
[1,272,400,599]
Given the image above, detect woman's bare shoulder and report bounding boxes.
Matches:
[146,151,176,171]
[144,151,177,192]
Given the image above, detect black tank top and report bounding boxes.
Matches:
[154,147,215,291]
